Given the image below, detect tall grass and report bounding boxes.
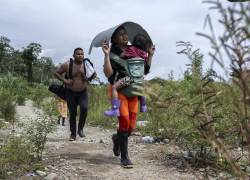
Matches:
[0,135,33,178]
[87,84,117,128]
[0,75,28,128]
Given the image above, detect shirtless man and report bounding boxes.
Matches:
[54,48,89,141]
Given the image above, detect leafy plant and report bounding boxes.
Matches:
[0,135,33,178]
[24,113,56,160]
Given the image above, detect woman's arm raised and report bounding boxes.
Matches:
[102,41,113,77]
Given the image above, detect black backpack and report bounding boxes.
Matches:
[48,58,96,100]
[67,58,96,81]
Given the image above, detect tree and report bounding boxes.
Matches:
[0,36,12,59]
[12,50,27,77]
[22,43,42,82]
[0,36,14,74]
[33,56,55,83]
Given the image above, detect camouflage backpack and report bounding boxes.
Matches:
[110,52,145,97]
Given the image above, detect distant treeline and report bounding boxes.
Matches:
[0,36,56,84]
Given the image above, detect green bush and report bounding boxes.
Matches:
[24,113,56,160]
[0,75,29,100]
[16,96,26,105]
[0,75,29,124]
[0,135,33,178]
[28,83,53,108]
[0,91,16,123]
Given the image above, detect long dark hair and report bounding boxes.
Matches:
[111,26,126,44]
[110,26,127,56]
[132,34,149,51]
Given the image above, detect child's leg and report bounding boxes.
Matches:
[139,96,147,112]
[112,82,119,99]
[57,115,61,124]
[62,117,65,126]
[104,83,121,117]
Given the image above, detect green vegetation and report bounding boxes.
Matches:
[0,77,58,178]
[0,136,33,178]
[87,85,117,128]
[24,114,57,161]
[0,37,56,84]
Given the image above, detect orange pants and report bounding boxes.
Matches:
[56,97,68,118]
[108,85,138,132]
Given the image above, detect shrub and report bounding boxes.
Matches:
[23,113,56,160]
[0,91,16,124]
[0,135,33,178]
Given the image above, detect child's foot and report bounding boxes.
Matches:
[105,99,120,117]
[140,105,147,112]
[104,109,120,117]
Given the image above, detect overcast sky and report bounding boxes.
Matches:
[0,0,232,81]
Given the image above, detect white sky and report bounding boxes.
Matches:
[0,0,233,81]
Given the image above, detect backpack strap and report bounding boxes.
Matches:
[68,58,96,81]
[83,58,97,81]
[110,52,130,76]
[83,58,93,66]
[69,58,73,79]
[83,58,87,77]
[83,58,94,76]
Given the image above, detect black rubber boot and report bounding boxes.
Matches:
[62,117,65,126]
[112,133,120,156]
[118,131,133,168]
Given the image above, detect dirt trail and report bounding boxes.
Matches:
[15,101,199,180]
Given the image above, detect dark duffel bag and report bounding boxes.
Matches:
[48,84,66,100]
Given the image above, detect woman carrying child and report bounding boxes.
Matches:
[101,26,155,168]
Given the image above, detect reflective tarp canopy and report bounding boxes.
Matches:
[88,21,152,54]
